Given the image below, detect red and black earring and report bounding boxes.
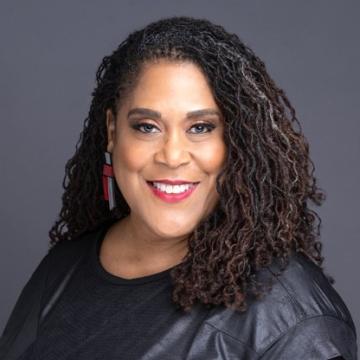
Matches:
[102,151,116,210]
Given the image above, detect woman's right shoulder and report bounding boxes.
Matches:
[0,228,99,356]
[47,230,95,262]
[43,228,100,284]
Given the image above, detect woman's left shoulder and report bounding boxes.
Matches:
[266,252,355,325]
[203,252,357,359]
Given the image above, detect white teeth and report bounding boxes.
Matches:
[152,182,194,194]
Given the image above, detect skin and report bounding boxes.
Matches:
[101,59,227,279]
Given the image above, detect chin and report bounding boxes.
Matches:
[148,220,195,239]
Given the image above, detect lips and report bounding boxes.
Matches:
[146,180,199,203]
[146,179,200,185]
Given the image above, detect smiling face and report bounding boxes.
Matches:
[106,59,226,242]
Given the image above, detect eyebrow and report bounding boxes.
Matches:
[127,107,221,119]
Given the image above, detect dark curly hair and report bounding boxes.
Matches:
[48,15,328,313]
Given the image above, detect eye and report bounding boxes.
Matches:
[131,122,216,134]
[132,122,160,133]
[188,122,216,134]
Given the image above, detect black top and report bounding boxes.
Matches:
[19,221,187,359]
[1,220,356,359]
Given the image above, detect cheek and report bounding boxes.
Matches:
[111,140,151,209]
[114,138,151,173]
[197,140,227,173]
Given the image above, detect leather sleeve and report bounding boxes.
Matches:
[0,237,88,359]
[259,315,357,360]
[0,251,51,358]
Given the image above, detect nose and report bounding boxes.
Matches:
[153,129,192,168]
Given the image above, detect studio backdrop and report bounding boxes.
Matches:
[0,0,359,350]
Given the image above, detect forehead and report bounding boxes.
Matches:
[121,59,219,112]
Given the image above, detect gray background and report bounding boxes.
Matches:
[1,0,359,347]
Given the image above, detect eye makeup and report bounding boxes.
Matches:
[131,121,216,135]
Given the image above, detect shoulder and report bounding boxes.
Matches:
[204,252,357,358]
[0,226,101,355]
[7,225,100,314]
[46,229,94,265]
[45,220,112,272]
[41,225,103,295]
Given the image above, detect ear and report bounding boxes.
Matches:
[106,109,116,153]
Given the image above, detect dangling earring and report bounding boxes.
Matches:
[102,151,116,210]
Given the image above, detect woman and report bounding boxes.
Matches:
[0,15,357,359]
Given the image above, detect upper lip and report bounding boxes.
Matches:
[147,179,200,185]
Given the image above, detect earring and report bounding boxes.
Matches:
[102,151,116,210]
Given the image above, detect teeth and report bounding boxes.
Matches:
[152,182,194,194]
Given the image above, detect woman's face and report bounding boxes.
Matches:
[106,59,226,241]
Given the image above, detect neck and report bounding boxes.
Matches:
[103,215,189,274]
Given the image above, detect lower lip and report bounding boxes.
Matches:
[146,182,199,203]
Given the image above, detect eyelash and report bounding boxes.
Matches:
[132,122,216,135]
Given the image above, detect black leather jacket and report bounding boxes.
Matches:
[0,225,357,359]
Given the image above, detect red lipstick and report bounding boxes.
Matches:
[146,181,199,203]
[147,179,199,185]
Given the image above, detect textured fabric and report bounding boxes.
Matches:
[18,223,184,359]
[1,220,357,359]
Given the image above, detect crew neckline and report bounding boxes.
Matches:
[91,220,176,285]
